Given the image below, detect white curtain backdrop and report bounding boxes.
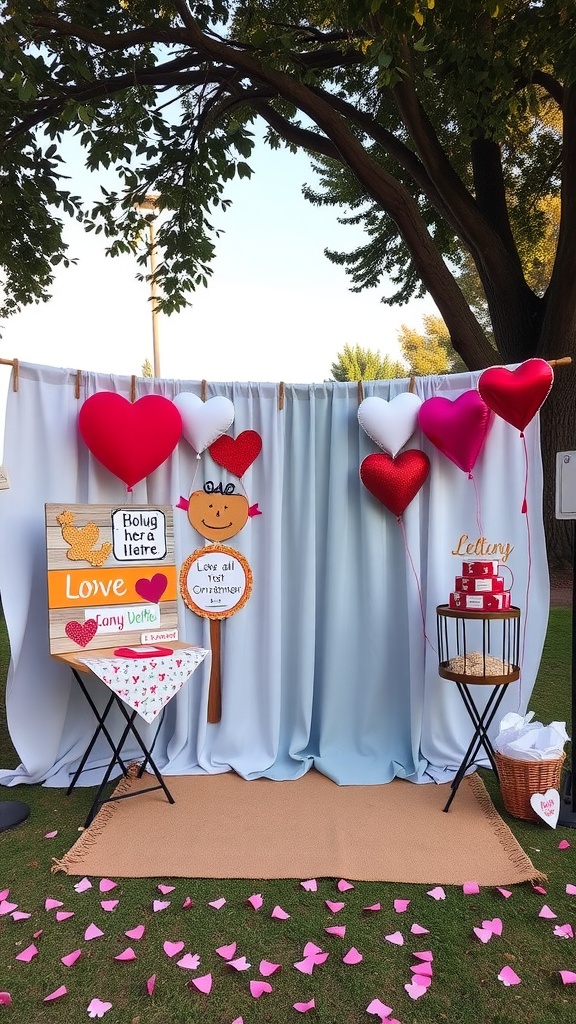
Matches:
[0,361,549,789]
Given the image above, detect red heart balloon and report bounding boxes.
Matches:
[478,359,553,433]
[360,450,430,518]
[78,393,182,489]
[209,430,262,477]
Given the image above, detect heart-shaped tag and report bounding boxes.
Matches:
[135,573,168,604]
[209,430,262,477]
[360,450,430,518]
[78,393,182,489]
[358,393,422,458]
[529,788,560,829]
[173,393,235,455]
[478,358,553,433]
[65,619,98,648]
[418,390,492,474]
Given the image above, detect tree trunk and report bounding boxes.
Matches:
[540,362,576,569]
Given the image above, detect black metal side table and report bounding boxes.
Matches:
[436,605,521,812]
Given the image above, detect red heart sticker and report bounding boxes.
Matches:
[360,450,430,518]
[478,358,553,433]
[65,619,98,648]
[135,573,168,604]
[209,430,262,477]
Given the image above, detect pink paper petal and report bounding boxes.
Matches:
[99,879,117,892]
[463,881,480,895]
[0,994,11,1006]
[385,931,404,945]
[216,942,237,960]
[410,923,429,935]
[44,830,58,839]
[231,1019,244,1024]
[146,975,156,996]
[228,957,251,972]
[182,896,194,909]
[337,879,354,892]
[404,981,427,1000]
[473,927,492,944]
[44,985,67,1002]
[363,903,381,912]
[294,957,316,975]
[426,886,446,900]
[74,878,92,893]
[411,962,433,978]
[84,923,104,940]
[559,840,571,850]
[11,911,31,921]
[100,900,118,912]
[208,897,226,909]
[125,925,145,940]
[164,940,185,958]
[393,899,410,913]
[153,900,170,912]
[190,973,212,994]
[294,999,316,1012]
[303,942,323,957]
[250,980,272,998]
[15,944,38,962]
[538,904,557,919]
[0,889,8,901]
[259,960,281,976]
[482,917,503,936]
[61,949,82,967]
[560,970,576,984]
[0,900,18,915]
[114,947,136,961]
[498,965,521,986]
[325,900,345,913]
[87,997,113,1017]
[158,884,175,894]
[566,883,576,895]
[496,888,513,899]
[411,973,432,989]
[366,998,393,1018]
[177,953,201,970]
[312,952,329,965]
[300,879,317,892]
[554,923,574,938]
[56,911,75,922]
[532,884,547,894]
[343,946,363,964]
[247,893,263,910]
[271,905,290,920]
[412,950,434,962]
[33,930,43,939]
[325,925,346,938]
[45,897,63,910]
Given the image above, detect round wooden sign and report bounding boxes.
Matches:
[179,544,252,620]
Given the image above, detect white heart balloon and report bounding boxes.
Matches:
[173,393,234,455]
[358,393,422,458]
[529,788,560,829]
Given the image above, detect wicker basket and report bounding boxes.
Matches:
[494,750,566,823]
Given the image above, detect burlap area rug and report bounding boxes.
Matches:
[53,768,543,885]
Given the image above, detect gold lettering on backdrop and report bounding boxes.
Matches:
[451,534,514,563]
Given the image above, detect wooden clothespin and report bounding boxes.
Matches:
[278,382,285,411]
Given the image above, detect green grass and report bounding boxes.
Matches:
[1,609,575,1023]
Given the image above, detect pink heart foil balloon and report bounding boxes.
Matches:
[418,390,492,474]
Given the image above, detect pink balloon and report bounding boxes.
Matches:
[418,390,492,474]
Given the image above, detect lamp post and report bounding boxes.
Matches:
[135,194,161,378]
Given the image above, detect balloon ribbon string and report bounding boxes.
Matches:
[398,516,436,654]
[469,471,483,536]
[521,430,528,514]
[518,433,532,711]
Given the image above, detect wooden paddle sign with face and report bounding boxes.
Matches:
[187,481,249,542]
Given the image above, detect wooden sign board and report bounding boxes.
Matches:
[45,503,178,655]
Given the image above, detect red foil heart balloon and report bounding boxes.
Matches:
[360,450,430,518]
[478,358,553,433]
[209,430,262,477]
[78,393,183,489]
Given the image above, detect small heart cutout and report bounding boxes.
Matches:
[65,619,98,648]
[135,573,167,604]
[529,788,560,829]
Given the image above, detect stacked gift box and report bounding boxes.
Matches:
[449,560,511,611]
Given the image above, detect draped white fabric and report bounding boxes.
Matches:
[0,362,549,789]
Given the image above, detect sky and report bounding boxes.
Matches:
[0,134,436,453]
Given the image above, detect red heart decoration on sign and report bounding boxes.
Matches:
[135,573,168,604]
[478,358,553,433]
[209,430,262,477]
[78,393,183,489]
[65,619,98,648]
[360,450,430,518]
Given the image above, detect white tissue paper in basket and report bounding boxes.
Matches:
[494,712,569,761]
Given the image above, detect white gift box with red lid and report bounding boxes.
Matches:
[461,560,500,578]
[455,575,505,593]
[449,591,511,611]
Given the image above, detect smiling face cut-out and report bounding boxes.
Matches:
[187,482,249,542]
